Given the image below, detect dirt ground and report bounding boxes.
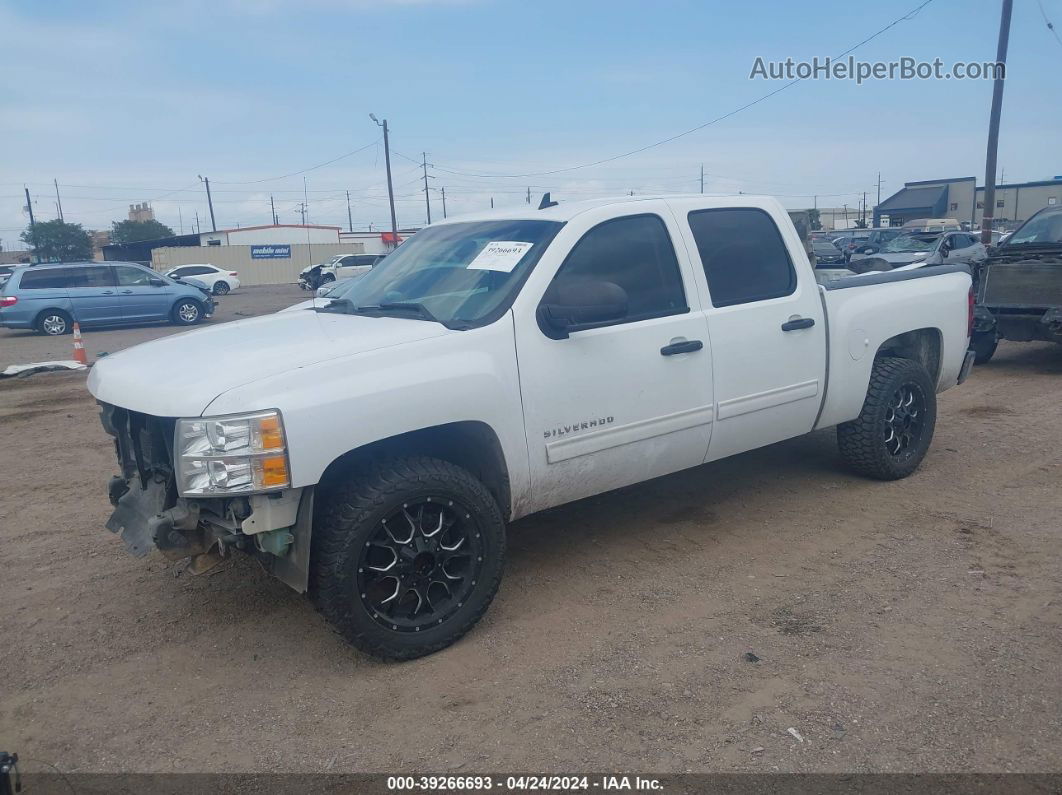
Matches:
[0,289,1060,775]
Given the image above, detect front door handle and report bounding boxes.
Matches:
[781,317,815,331]
[120,290,134,294]
[101,290,115,295]
[660,339,703,356]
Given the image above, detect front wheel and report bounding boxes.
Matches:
[310,457,506,660]
[837,356,937,481]
[171,299,204,327]
[970,332,998,365]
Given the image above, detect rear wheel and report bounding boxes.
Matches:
[37,309,72,336]
[837,356,937,480]
[171,299,204,326]
[212,280,230,296]
[970,332,998,365]
[310,457,506,660]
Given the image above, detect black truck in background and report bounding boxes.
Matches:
[971,204,1062,363]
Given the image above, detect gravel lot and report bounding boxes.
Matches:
[0,286,1059,775]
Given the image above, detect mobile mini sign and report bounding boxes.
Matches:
[251,245,291,259]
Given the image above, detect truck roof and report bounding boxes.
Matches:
[433,193,782,225]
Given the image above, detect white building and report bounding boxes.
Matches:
[339,228,421,255]
[199,224,341,247]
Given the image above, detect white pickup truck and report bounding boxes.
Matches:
[88,195,975,660]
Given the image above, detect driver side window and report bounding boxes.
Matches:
[545,214,688,325]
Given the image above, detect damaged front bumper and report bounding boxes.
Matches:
[100,402,313,591]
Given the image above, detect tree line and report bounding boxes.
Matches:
[18,218,176,262]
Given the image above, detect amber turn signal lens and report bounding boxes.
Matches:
[255,455,290,489]
[256,415,285,450]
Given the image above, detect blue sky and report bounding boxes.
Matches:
[1,0,1060,244]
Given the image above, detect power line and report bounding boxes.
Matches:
[1037,0,1062,51]
[212,138,380,185]
[423,0,936,180]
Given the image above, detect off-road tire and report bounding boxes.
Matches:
[36,309,72,336]
[970,332,998,365]
[837,356,937,481]
[310,457,506,660]
[171,299,204,327]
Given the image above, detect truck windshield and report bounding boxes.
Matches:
[1003,207,1062,246]
[325,219,563,329]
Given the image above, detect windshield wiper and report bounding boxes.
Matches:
[343,301,441,323]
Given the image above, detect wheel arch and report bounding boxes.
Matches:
[33,306,72,331]
[317,420,512,521]
[875,327,943,387]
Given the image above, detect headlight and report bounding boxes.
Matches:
[175,410,290,496]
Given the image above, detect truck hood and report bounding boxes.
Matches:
[87,308,451,417]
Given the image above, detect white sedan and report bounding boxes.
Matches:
[165,264,242,295]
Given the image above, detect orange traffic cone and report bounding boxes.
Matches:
[72,322,88,365]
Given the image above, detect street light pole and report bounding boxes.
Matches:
[981,0,1013,243]
[199,175,217,231]
[370,114,399,247]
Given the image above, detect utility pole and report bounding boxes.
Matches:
[876,172,883,207]
[700,164,704,194]
[179,207,184,235]
[303,177,309,225]
[346,190,353,232]
[981,0,1013,242]
[195,210,200,235]
[297,203,307,225]
[24,186,36,262]
[421,151,432,225]
[54,179,64,222]
[369,114,399,245]
[490,197,494,209]
[862,192,867,226]
[526,186,531,205]
[270,195,277,225]
[441,187,447,219]
[199,175,217,231]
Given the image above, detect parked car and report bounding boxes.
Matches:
[811,238,845,265]
[901,218,962,233]
[865,231,987,269]
[88,195,973,660]
[165,264,241,295]
[970,204,1062,363]
[0,261,214,335]
[298,254,383,291]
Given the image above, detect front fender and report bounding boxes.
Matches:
[202,313,532,517]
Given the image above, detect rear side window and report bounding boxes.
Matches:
[687,208,797,307]
[19,268,77,290]
[548,214,687,323]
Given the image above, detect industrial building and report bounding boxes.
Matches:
[874,176,1062,229]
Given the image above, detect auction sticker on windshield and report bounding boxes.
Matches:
[467,241,533,272]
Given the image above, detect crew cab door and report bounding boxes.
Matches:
[513,205,714,513]
[669,201,827,461]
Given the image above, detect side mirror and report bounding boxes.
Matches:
[149,277,166,287]
[537,280,628,340]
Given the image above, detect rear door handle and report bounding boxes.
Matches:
[101,290,115,295]
[120,290,134,294]
[781,317,815,331]
[660,339,703,356]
